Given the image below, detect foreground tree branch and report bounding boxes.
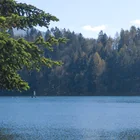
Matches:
[0,0,67,91]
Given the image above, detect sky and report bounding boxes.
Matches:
[17,0,140,38]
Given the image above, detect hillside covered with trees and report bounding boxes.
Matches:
[2,26,140,96]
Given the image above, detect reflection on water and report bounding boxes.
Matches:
[1,127,140,140]
[0,96,140,140]
[0,128,20,140]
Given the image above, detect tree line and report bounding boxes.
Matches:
[2,26,140,96]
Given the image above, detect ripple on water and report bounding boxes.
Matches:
[0,97,140,139]
[1,126,140,140]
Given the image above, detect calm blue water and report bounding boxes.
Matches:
[0,96,140,140]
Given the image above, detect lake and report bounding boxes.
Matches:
[0,96,140,140]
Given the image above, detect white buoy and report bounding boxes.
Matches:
[33,90,36,98]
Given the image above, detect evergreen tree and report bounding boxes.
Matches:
[0,0,66,91]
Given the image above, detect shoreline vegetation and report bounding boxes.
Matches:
[3,26,140,96]
[0,91,140,96]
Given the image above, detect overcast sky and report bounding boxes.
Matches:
[17,0,140,38]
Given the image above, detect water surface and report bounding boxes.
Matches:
[0,96,140,140]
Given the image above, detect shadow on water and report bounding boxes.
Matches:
[0,128,20,140]
[1,127,140,140]
[116,129,140,140]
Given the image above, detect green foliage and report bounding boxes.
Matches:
[1,0,140,95]
[0,0,67,91]
[0,0,59,29]
[15,26,140,96]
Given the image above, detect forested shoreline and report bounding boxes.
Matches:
[1,26,140,96]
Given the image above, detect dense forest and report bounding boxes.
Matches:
[1,26,140,96]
